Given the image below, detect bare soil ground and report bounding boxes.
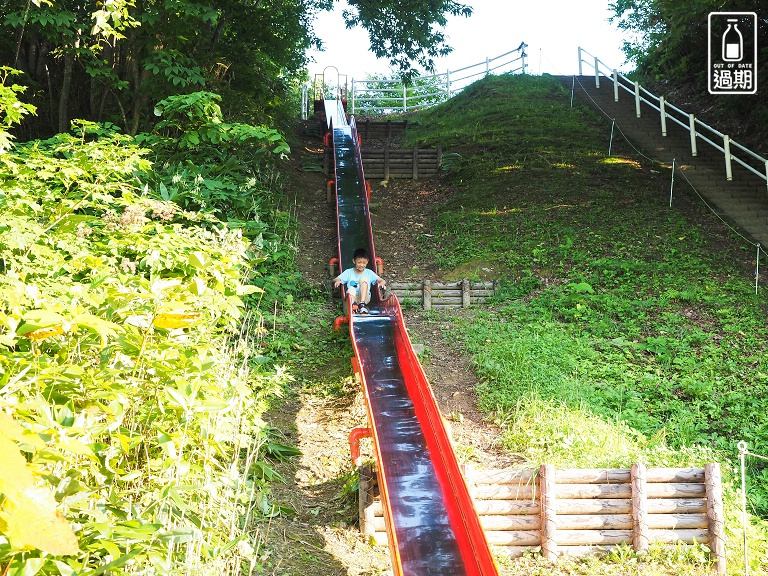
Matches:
[260,123,515,575]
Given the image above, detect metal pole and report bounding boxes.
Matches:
[670,158,675,207]
[486,56,490,76]
[724,136,733,181]
[578,47,583,76]
[351,79,356,115]
[689,114,698,156]
[613,70,619,102]
[634,81,641,118]
[756,244,761,295]
[660,96,667,136]
[570,76,575,108]
[738,440,749,575]
[608,118,615,156]
[446,70,451,99]
[594,56,600,88]
[403,85,407,113]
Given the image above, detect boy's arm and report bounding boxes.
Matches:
[368,269,387,292]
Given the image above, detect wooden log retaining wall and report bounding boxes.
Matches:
[359,464,726,572]
[360,147,441,180]
[391,280,495,309]
[356,119,409,141]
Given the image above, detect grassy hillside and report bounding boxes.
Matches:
[396,73,768,573]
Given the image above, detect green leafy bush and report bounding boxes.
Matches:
[0,67,36,153]
[0,88,297,573]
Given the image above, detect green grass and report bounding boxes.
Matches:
[399,73,768,572]
[261,297,356,398]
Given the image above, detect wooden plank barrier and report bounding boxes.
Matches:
[356,119,409,142]
[359,464,725,573]
[390,280,496,309]
[360,147,441,179]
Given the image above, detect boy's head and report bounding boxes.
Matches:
[352,247,369,271]
[352,248,369,261]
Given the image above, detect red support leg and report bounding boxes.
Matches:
[349,426,372,466]
[333,316,349,331]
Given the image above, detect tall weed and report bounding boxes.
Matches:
[0,92,297,573]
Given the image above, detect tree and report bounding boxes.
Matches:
[0,0,472,138]
[1,0,321,136]
[609,0,722,80]
[342,0,472,79]
[608,0,768,153]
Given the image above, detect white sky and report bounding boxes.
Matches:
[307,0,632,82]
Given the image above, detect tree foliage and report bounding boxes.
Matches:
[342,0,472,79]
[0,0,471,138]
[1,0,321,137]
[609,0,768,146]
[609,0,723,78]
[353,71,449,113]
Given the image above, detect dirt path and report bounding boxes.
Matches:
[260,123,513,575]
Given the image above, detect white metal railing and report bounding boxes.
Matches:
[577,47,768,191]
[351,43,528,115]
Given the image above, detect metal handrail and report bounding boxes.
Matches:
[578,47,768,189]
[351,43,528,114]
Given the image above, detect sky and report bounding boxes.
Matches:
[306,0,632,83]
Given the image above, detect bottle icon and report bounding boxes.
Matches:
[722,18,743,61]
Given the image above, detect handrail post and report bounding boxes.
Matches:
[578,47,583,75]
[446,70,451,99]
[634,81,641,118]
[403,85,407,113]
[660,96,667,136]
[689,114,698,157]
[540,464,557,560]
[486,56,490,76]
[765,160,768,193]
[613,70,619,101]
[521,50,526,74]
[594,57,600,88]
[724,136,733,181]
[351,79,356,115]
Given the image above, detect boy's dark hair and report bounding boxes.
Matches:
[353,247,369,260]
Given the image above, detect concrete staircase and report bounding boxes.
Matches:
[557,75,768,248]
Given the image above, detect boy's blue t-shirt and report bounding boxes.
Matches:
[338,267,380,289]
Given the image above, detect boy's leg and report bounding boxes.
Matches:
[358,280,370,304]
[347,286,360,312]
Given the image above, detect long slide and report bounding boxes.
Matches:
[324,98,499,576]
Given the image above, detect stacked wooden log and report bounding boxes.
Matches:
[360,147,441,180]
[322,119,442,179]
[391,279,496,309]
[356,119,408,142]
[359,464,726,573]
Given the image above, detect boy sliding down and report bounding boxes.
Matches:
[333,247,381,315]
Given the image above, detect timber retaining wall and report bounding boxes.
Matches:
[359,464,726,572]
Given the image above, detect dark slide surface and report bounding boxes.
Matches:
[326,101,498,576]
[334,127,371,272]
[353,316,467,576]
